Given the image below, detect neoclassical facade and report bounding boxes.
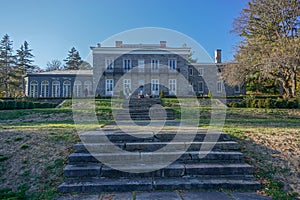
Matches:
[24,41,244,98]
[92,41,244,97]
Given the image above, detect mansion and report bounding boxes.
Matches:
[24,41,244,98]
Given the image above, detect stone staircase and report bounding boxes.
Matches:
[114,98,175,121]
[58,98,260,193]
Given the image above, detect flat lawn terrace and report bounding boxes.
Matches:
[0,98,299,200]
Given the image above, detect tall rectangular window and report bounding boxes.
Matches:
[138,59,145,72]
[168,59,177,71]
[217,81,222,93]
[198,68,204,76]
[123,79,131,96]
[151,59,159,72]
[52,81,61,97]
[123,59,131,72]
[106,79,114,96]
[169,79,176,95]
[30,80,38,97]
[199,81,204,93]
[151,79,159,96]
[105,59,114,70]
[189,67,193,76]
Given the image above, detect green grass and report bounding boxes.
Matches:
[0,98,299,199]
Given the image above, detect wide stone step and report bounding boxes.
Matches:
[74,141,239,153]
[68,151,244,165]
[79,131,232,143]
[58,177,260,193]
[64,163,254,179]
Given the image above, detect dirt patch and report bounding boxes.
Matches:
[0,129,78,195]
[236,127,300,198]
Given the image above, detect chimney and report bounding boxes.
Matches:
[97,43,101,48]
[115,41,123,47]
[214,49,222,63]
[160,41,167,48]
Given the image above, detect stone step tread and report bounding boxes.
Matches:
[68,151,244,165]
[74,141,239,153]
[79,131,232,143]
[64,163,254,178]
[58,177,260,193]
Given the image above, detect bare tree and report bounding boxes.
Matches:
[46,59,62,71]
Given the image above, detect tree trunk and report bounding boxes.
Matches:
[278,77,292,99]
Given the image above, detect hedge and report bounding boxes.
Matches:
[228,97,299,109]
[0,100,57,110]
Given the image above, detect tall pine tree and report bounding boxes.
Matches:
[0,34,16,97]
[16,41,35,74]
[63,47,83,70]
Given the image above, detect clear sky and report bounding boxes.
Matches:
[1,0,248,69]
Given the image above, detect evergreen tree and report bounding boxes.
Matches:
[0,34,16,97]
[63,47,83,70]
[16,41,35,74]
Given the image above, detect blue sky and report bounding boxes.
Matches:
[1,0,248,69]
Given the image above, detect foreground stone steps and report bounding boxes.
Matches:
[64,163,254,179]
[58,177,260,193]
[115,109,175,120]
[68,151,245,165]
[74,141,239,153]
[79,131,232,143]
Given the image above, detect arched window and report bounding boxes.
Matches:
[30,80,38,97]
[74,81,82,97]
[63,81,71,97]
[84,80,92,97]
[52,81,60,97]
[41,80,49,97]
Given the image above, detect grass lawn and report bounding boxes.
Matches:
[0,98,299,200]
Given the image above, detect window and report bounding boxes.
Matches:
[74,81,82,97]
[234,85,241,93]
[30,80,38,97]
[123,59,131,72]
[198,68,204,76]
[52,81,60,97]
[138,59,145,72]
[151,59,159,72]
[199,81,204,93]
[151,79,159,96]
[123,79,131,96]
[84,81,92,97]
[105,59,114,70]
[169,79,176,95]
[189,67,193,76]
[168,59,177,71]
[105,79,114,96]
[63,81,71,97]
[41,80,49,97]
[217,81,222,93]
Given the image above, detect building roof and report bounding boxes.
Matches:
[32,70,93,75]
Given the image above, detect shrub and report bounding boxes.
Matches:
[159,90,164,98]
[258,99,265,108]
[16,101,24,109]
[264,98,271,108]
[6,101,17,109]
[287,99,298,109]
[0,101,4,110]
[28,102,35,109]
